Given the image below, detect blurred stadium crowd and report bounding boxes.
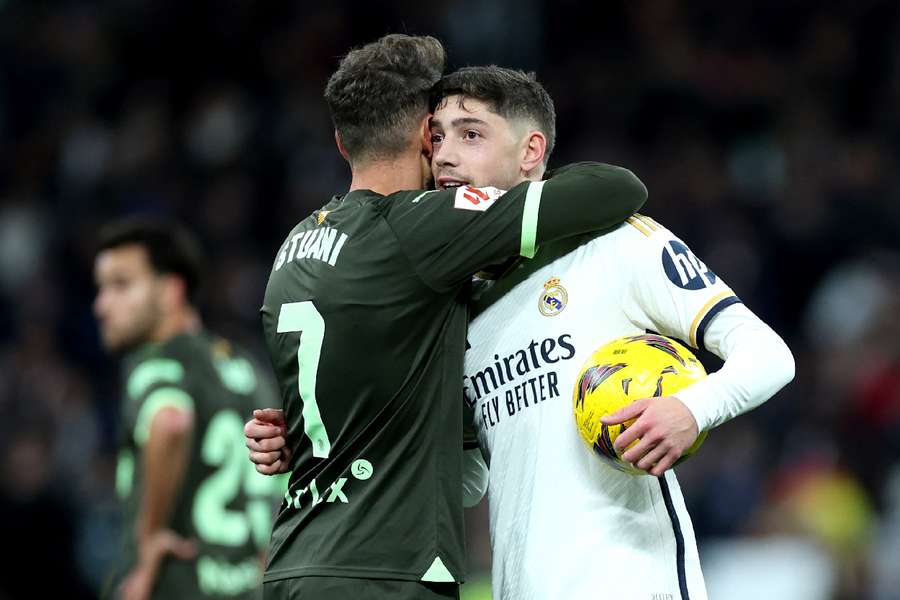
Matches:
[0,1,898,598]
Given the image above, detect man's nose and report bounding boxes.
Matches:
[434,141,458,167]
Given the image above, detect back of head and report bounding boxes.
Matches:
[431,66,557,164]
[96,215,205,306]
[325,34,446,164]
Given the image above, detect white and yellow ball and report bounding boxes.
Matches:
[572,334,708,474]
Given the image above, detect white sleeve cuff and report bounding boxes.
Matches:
[462,448,489,507]
[676,303,795,431]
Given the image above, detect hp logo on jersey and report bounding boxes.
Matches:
[662,240,716,290]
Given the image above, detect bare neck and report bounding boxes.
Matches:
[150,307,202,344]
[348,151,425,196]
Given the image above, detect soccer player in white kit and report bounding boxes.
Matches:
[436,68,795,600]
[245,66,796,600]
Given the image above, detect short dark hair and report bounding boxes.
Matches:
[96,216,205,305]
[431,66,557,163]
[325,34,446,163]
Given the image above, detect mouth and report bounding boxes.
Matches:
[437,176,469,191]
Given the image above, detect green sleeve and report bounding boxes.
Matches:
[124,357,194,447]
[386,162,646,292]
[134,387,195,446]
[529,162,648,256]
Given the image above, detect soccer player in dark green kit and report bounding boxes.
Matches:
[256,34,648,600]
[94,218,283,600]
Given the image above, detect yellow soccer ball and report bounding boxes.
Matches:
[573,334,708,475]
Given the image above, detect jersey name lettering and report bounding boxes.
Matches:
[275,226,350,271]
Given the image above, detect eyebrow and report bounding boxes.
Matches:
[430,116,490,129]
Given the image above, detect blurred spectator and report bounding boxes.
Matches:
[0,426,94,599]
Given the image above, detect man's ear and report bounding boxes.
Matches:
[521,130,547,176]
[158,274,187,314]
[420,114,434,160]
[335,130,351,163]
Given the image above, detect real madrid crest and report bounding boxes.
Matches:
[538,277,568,317]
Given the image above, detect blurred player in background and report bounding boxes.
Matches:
[94,217,283,600]
[251,33,647,600]
[248,65,796,599]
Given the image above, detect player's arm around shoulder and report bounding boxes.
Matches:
[530,162,647,254]
[383,163,647,293]
[542,162,648,215]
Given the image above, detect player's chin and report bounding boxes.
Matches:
[100,327,127,354]
[101,329,136,355]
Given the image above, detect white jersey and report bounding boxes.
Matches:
[465,215,737,600]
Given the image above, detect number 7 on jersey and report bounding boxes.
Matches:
[277,301,331,458]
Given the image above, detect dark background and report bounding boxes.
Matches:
[0,1,898,598]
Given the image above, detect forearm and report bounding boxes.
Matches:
[676,304,795,431]
[137,407,193,545]
[522,162,647,257]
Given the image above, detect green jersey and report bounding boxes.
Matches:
[115,331,283,599]
[260,162,647,584]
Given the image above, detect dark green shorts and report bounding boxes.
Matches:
[263,577,459,600]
